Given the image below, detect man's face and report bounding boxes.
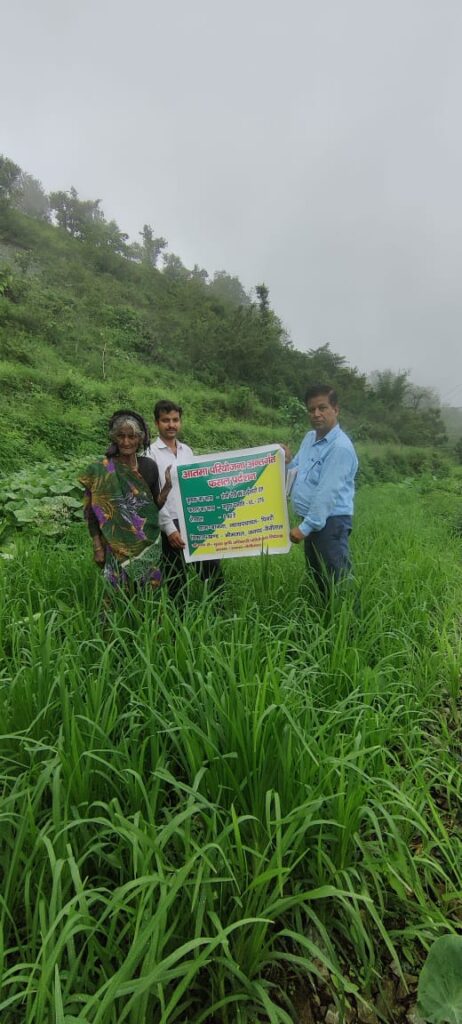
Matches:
[306,394,339,438]
[156,410,182,443]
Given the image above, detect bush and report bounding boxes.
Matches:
[0,459,84,547]
[454,436,462,464]
[357,443,452,486]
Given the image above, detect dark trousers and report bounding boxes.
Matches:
[304,515,352,597]
[161,521,223,599]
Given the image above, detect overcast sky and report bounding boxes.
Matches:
[3,0,462,403]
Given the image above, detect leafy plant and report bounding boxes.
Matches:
[417,935,462,1023]
[0,460,83,545]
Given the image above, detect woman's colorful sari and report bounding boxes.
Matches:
[79,457,162,589]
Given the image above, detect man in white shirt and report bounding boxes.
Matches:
[145,399,222,597]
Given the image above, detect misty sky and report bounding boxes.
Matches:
[3,0,462,403]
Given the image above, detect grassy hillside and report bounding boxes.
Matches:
[0,200,450,475]
[0,207,291,470]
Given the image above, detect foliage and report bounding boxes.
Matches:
[0,154,21,201]
[441,406,462,442]
[255,281,270,314]
[209,268,251,306]
[0,263,15,299]
[1,155,49,219]
[0,484,461,1021]
[49,186,104,237]
[0,461,83,546]
[356,442,452,486]
[417,935,462,1023]
[162,251,190,280]
[366,370,447,445]
[0,154,452,469]
[416,469,462,535]
[139,223,167,267]
[0,446,453,554]
[14,171,50,220]
[453,436,462,464]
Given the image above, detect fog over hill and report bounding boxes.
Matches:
[2,0,462,401]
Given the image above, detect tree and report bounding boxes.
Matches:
[0,157,49,219]
[368,369,410,408]
[306,343,347,381]
[0,155,21,202]
[367,368,447,445]
[84,218,129,255]
[190,264,209,285]
[255,282,269,315]
[162,252,190,281]
[404,383,440,411]
[140,224,167,267]
[209,270,250,307]
[15,172,50,220]
[49,187,104,238]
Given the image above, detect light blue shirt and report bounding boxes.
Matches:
[288,424,358,537]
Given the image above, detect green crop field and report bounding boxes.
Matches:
[1,479,461,1023]
[1,186,462,1022]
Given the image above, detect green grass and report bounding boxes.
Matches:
[0,483,461,1022]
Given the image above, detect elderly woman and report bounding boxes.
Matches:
[80,409,172,588]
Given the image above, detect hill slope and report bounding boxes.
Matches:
[0,206,290,469]
[0,197,449,471]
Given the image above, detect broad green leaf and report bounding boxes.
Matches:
[12,507,37,523]
[61,496,82,508]
[49,483,78,494]
[417,935,462,1023]
[28,485,48,496]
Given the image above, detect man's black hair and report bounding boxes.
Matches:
[106,409,151,456]
[154,399,183,420]
[304,384,338,407]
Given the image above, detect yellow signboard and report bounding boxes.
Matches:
[175,445,290,562]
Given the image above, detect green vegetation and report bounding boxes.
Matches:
[0,460,83,548]
[417,935,462,1023]
[1,482,462,1022]
[0,154,450,477]
[0,447,455,557]
[1,153,461,1021]
[441,406,462,444]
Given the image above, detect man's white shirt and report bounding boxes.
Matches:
[145,437,194,536]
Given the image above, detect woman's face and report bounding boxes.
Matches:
[114,426,141,458]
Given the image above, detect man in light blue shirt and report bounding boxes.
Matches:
[286,384,358,594]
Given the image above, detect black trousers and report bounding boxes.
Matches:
[304,515,352,597]
[161,520,223,598]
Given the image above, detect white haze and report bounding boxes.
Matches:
[2,0,462,402]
